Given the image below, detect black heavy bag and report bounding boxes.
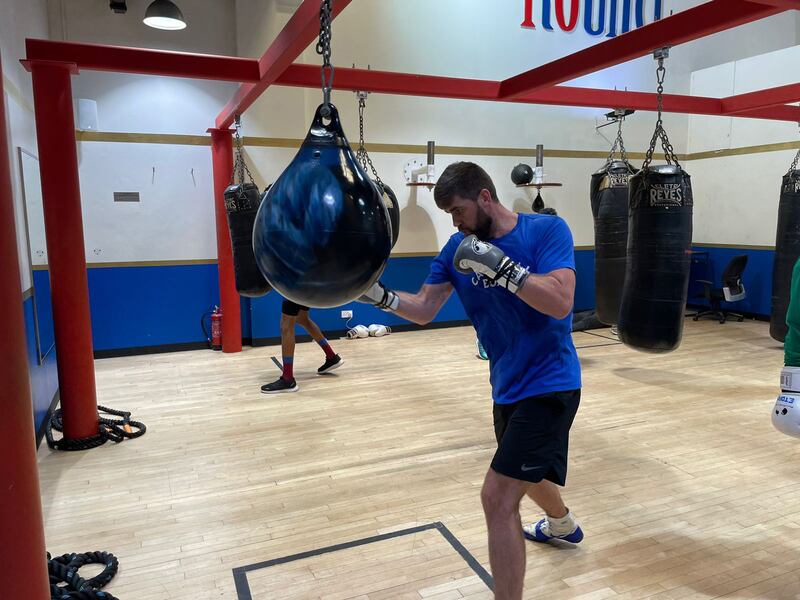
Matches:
[379,182,400,248]
[224,182,271,297]
[771,170,800,342]
[252,104,392,308]
[618,165,693,352]
[590,160,635,325]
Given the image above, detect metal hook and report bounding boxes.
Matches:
[653,46,670,61]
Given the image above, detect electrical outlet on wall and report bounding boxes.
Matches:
[341,310,353,319]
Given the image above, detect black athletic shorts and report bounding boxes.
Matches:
[282,300,309,316]
[491,389,580,485]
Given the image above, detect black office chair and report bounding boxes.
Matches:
[692,254,748,324]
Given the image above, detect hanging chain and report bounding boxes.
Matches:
[315,0,334,117]
[355,91,384,189]
[788,122,800,176]
[606,117,630,166]
[230,114,255,186]
[643,48,680,170]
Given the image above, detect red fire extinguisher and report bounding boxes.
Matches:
[211,306,222,351]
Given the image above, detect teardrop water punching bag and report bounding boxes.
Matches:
[224,182,271,297]
[253,104,391,308]
[591,160,635,325]
[770,170,800,342]
[618,165,693,352]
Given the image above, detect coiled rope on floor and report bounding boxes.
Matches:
[48,551,119,599]
[46,405,146,451]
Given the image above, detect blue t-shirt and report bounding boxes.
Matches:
[426,213,581,404]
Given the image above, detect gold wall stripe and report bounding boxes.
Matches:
[692,242,774,250]
[87,259,218,268]
[391,251,438,258]
[23,287,33,301]
[2,74,34,114]
[242,137,664,160]
[570,244,774,251]
[686,141,800,161]
[74,131,796,162]
[36,259,218,269]
[75,131,211,146]
[242,136,302,148]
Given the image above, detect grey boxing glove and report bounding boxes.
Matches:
[453,235,529,294]
[357,281,399,311]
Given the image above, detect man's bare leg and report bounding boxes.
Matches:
[481,468,529,600]
[525,479,567,518]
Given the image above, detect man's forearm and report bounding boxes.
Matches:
[515,274,573,319]
[358,282,450,325]
[393,291,438,325]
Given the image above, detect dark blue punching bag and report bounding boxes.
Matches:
[379,182,400,249]
[618,165,693,353]
[771,170,800,342]
[590,160,636,325]
[253,104,391,308]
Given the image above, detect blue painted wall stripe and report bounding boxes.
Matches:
[23,296,59,435]
[79,247,776,353]
[87,263,219,351]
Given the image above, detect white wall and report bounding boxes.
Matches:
[44,0,241,261]
[2,0,49,292]
[48,0,236,55]
[252,0,798,250]
[10,0,799,265]
[688,44,800,246]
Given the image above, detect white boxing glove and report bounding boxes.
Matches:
[357,281,399,311]
[368,324,391,337]
[773,393,800,438]
[773,367,800,438]
[347,324,370,339]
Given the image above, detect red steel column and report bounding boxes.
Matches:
[29,61,99,439]
[208,128,242,353]
[0,52,50,600]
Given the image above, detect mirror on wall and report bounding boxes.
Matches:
[18,147,55,364]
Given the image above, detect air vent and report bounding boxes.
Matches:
[114,192,140,203]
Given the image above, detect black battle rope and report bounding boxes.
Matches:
[46,405,146,451]
[48,551,120,599]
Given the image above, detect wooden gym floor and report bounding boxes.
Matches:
[37,318,800,599]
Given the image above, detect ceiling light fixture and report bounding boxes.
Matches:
[143,0,186,30]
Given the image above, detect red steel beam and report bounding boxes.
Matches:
[0,47,50,600]
[275,63,800,122]
[740,0,800,7]
[498,0,784,100]
[25,39,259,82]
[721,83,800,114]
[215,0,352,129]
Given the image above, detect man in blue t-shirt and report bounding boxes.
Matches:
[359,162,582,600]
